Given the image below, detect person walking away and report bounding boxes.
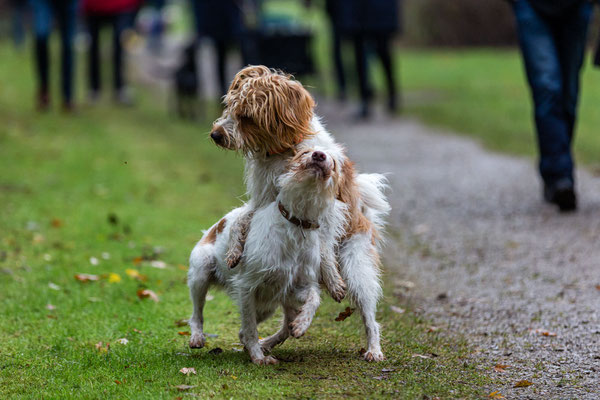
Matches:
[339,0,401,119]
[190,0,244,97]
[83,0,142,105]
[10,0,28,50]
[511,0,593,212]
[29,0,78,111]
[325,0,347,101]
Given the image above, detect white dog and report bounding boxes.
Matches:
[209,66,390,361]
[188,148,349,365]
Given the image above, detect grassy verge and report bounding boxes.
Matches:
[0,42,488,398]
[397,49,600,169]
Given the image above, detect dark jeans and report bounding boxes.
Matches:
[353,33,396,108]
[87,13,135,93]
[29,0,77,104]
[513,0,593,185]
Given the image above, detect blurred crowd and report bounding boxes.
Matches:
[4,0,402,119]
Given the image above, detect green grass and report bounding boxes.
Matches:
[396,49,600,169]
[0,42,489,399]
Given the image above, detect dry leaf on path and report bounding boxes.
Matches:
[75,274,100,283]
[179,367,196,375]
[530,329,557,337]
[513,380,533,388]
[335,307,355,321]
[488,391,505,399]
[494,364,510,373]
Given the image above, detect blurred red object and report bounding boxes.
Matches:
[82,0,142,15]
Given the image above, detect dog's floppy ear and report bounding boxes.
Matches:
[237,75,315,154]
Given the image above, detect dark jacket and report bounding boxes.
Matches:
[191,0,243,41]
[337,0,401,36]
[508,0,585,16]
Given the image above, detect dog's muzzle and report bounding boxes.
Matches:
[210,129,225,145]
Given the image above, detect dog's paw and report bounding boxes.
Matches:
[329,278,347,303]
[289,316,311,338]
[225,251,242,269]
[252,355,279,365]
[189,334,205,349]
[363,350,385,362]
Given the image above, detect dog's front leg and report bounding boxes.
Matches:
[239,291,278,365]
[289,285,320,338]
[320,245,346,303]
[225,210,254,268]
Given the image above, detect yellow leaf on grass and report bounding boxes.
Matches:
[108,273,121,283]
[126,268,147,282]
[514,380,533,388]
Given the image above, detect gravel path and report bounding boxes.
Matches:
[318,102,600,399]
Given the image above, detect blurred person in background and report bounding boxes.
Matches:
[339,0,401,119]
[190,0,244,96]
[325,0,347,101]
[146,0,166,54]
[511,0,593,212]
[29,0,78,111]
[10,0,28,50]
[83,0,142,105]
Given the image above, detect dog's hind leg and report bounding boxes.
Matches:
[260,306,297,353]
[339,232,385,361]
[187,244,215,349]
[238,291,278,365]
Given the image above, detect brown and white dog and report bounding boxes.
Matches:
[208,66,390,361]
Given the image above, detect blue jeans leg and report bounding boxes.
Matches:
[513,0,592,185]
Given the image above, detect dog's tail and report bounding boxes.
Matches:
[356,173,391,241]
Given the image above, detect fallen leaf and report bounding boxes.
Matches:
[178,331,190,336]
[389,305,405,314]
[595,285,600,291]
[125,268,147,282]
[51,218,63,228]
[178,264,188,271]
[174,384,196,391]
[89,257,99,266]
[95,342,110,353]
[108,273,122,283]
[116,338,129,345]
[513,380,533,388]
[48,282,61,291]
[75,274,100,283]
[411,354,432,359]
[46,314,57,319]
[179,367,196,375]
[494,364,510,373]
[530,329,557,337]
[335,307,355,322]
[231,375,237,380]
[133,328,142,333]
[149,260,167,269]
[174,319,188,327]
[137,289,159,302]
[114,380,122,385]
[488,392,504,399]
[132,256,143,265]
[46,304,56,311]
[427,326,440,333]
[208,347,223,355]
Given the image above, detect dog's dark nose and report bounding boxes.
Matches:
[210,130,223,144]
[312,151,326,162]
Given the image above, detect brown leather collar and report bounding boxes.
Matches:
[278,202,320,230]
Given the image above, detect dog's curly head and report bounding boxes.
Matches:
[210,65,315,156]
